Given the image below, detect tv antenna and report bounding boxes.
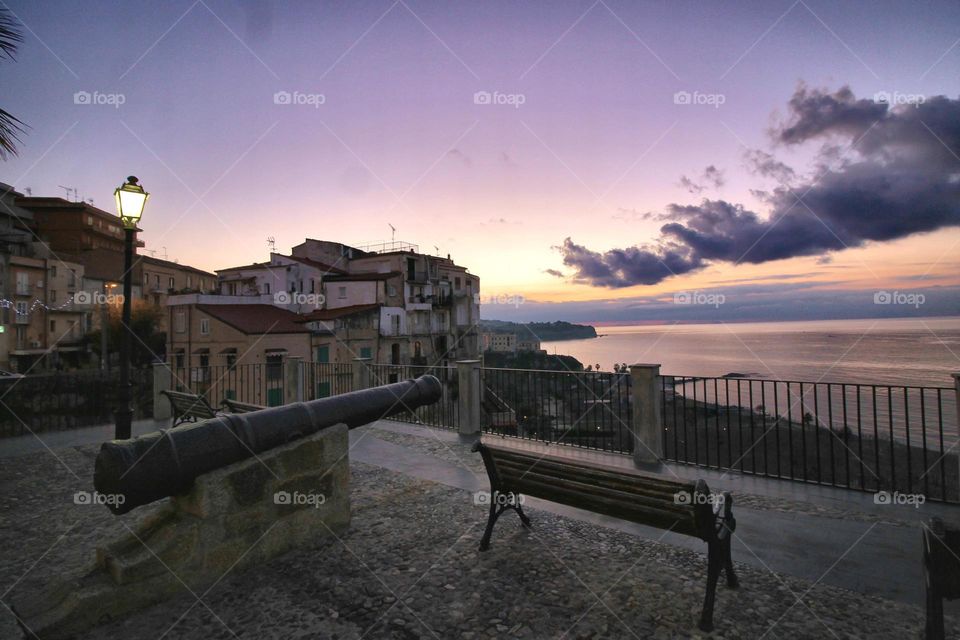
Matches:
[267,236,276,251]
[434,245,440,255]
[161,246,168,260]
[24,187,32,196]
[388,224,396,242]
[58,185,78,202]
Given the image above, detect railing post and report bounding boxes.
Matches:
[285,357,304,404]
[629,363,663,465]
[457,359,482,435]
[152,361,173,421]
[353,357,372,391]
[954,372,960,496]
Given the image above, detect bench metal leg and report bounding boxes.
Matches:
[479,502,532,551]
[699,539,723,632]
[723,535,738,588]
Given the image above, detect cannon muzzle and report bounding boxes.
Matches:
[95,375,442,514]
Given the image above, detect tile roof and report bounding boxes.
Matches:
[297,304,381,322]
[195,304,311,334]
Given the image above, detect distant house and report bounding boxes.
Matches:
[482,332,517,353]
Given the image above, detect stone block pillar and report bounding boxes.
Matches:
[152,361,173,421]
[629,363,663,465]
[353,357,372,391]
[457,359,482,435]
[285,357,304,404]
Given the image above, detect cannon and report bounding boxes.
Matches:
[95,375,442,514]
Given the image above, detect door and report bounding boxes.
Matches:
[316,345,330,363]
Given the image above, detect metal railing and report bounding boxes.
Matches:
[367,363,459,429]
[0,368,153,438]
[304,362,353,399]
[662,375,959,502]
[480,367,633,453]
[171,363,286,408]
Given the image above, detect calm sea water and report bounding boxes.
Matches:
[542,317,960,388]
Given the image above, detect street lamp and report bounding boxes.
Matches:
[113,176,148,440]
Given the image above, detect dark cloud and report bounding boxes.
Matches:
[544,268,564,278]
[745,149,796,184]
[559,86,960,288]
[678,165,725,194]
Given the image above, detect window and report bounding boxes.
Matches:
[50,290,56,303]
[225,353,237,368]
[200,318,210,335]
[338,286,346,299]
[168,277,175,289]
[50,266,57,277]
[263,283,270,294]
[50,320,56,332]
[175,312,186,333]
[455,277,461,289]
[154,275,160,288]
[388,285,397,297]
[360,346,372,359]
[174,351,185,368]
[15,272,29,295]
[186,275,192,289]
[15,301,26,318]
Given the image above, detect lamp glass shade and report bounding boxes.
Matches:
[114,177,149,228]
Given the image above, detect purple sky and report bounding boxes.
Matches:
[2,0,959,321]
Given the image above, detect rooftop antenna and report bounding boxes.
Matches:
[267,236,276,252]
[388,223,396,242]
[86,197,95,206]
[434,245,440,255]
[57,185,77,202]
[161,246,168,260]
[24,188,32,196]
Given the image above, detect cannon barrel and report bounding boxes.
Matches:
[95,375,442,514]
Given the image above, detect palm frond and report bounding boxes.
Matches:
[0,108,25,160]
[0,7,23,61]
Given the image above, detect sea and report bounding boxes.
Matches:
[541,317,960,388]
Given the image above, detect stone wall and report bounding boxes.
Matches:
[13,423,350,639]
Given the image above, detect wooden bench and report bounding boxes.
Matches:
[473,440,739,632]
[923,517,960,640]
[161,390,219,427]
[221,398,268,414]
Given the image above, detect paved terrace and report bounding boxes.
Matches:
[1,418,959,639]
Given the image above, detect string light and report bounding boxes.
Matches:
[0,294,110,317]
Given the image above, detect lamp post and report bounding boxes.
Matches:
[113,176,149,440]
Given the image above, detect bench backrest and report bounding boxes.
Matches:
[221,398,268,414]
[478,442,715,540]
[161,390,218,420]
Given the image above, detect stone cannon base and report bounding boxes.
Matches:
[12,423,350,639]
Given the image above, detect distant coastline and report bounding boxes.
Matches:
[479,319,598,341]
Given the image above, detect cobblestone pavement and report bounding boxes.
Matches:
[2,441,956,639]
[360,425,924,528]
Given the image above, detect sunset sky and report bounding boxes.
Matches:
[2,0,959,322]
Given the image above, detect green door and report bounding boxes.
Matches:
[360,346,372,359]
[267,387,283,406]
[317,381,331,398]
[316,345,330,363]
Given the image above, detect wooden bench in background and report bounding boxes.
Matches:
[473,439,739,632]
[923,517,960,640]
[161,390,219,427]
[221,398,268,414]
